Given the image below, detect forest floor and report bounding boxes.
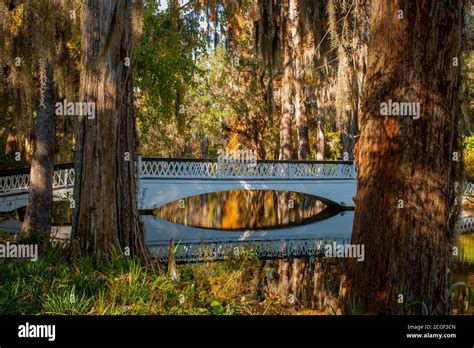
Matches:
[0,234,329,315]
[0,231,470,315]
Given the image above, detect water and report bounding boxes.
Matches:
[452,232,474,314]
[0,190,472,313]
[153,190,338,230]
[149,190,351,243]
[152,189,474,314]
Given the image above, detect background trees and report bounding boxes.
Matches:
[0,0,472,314]
[1,0,79,237]
[134,0,204,156]
[131,0,368,161]
[2,1,470,167]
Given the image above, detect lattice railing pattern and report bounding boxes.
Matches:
[0,159,357,194]
[141,160,218,178]
[148,238,350,263]
[140,159,357,179]
[465,182,474,196]
[456,216,474,233]
[0,168,75,195]
[0,173,30,193]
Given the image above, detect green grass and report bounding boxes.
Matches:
[1,237,471,315]
[457,233,474,264]
[0,245,283,315]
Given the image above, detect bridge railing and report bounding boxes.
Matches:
[4,158,474,195]
[0,173,30,194]
[464,181,474,197]
[139,157,357,180]
[456,216,474,233]
[52,168,75,190]
[0,164,74,195]
[148,238,351,263]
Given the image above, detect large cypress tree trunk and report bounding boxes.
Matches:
[21,60,55,238]
[345,0,463,314]
[72,0,148,260]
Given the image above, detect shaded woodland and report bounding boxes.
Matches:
[0,0,473,315]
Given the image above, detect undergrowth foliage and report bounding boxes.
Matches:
[0,245,285,315]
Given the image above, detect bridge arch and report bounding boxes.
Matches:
[138,178,357,210]
[137,158,357,209]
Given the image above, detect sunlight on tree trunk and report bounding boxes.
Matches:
[315,120,325,160]
[345,0,463,314]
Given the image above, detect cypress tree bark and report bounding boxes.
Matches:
[279,54,293,158]
[345,0,463,314]
[72,0,148,260]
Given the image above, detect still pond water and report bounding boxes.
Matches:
[153,190,474,314]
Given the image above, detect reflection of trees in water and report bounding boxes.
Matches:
[154,190,327,229]
[277,191,290,225]
[153,191,351,312]
[266,258,346,313]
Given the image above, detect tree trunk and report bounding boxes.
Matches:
[72,0,148,260]
[279,2,293,161]
[278,11,292,224]
[340,50,359,159]
[345,0,463,314]
[315,120,324,160]
[200,135,209,159]
[21,60,55,239]
[289,0,309,160]
[276,13,293,299]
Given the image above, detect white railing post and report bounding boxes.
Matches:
[64,169,68,188]
[137,155,142,179]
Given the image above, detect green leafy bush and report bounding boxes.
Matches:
[464,136,474,179]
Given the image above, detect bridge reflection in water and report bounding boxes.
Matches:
[143,210,354,263]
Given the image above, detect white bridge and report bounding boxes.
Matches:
[0,157,357,213]
[1,158,474,262]
[138,157,357,210]
[0,164,75,213]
